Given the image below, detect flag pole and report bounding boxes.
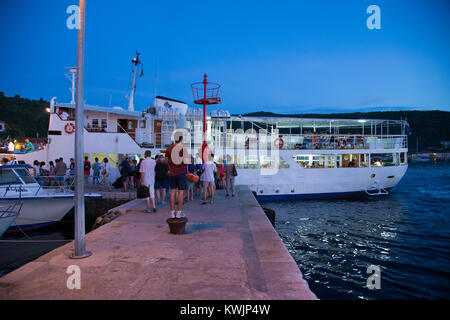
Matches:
[72,0,91,259]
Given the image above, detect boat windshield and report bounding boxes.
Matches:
[14,168,37,184]
[0,169,22,185]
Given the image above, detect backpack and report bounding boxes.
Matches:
[84,161,91,171]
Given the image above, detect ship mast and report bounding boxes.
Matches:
[65,67,77,104]
[127,51,142,111]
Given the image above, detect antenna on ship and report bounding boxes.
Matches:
[127,51,143,111]
[65,67,77,104]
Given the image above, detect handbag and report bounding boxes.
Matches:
[187,172,199,183]
[136,185,150,199]
[232,164,238,177]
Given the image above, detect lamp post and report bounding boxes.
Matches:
[72,0,91,259]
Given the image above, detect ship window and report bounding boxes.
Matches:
[371,153,396,167]
[0,169,22,185]
[101,119,107,128]
[260,155,289,169]
[337,154,368,168]
[92,119,99,128]
[14,168,36,184]
[294,154,334,168]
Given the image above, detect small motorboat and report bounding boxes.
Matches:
[0,201,22,237]
[0,164,101,232]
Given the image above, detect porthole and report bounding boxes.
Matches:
[371,173,376,178]
[387,175,395,179]
[275,189,279,193]
[291,189,295,193]
[259,190,264,194]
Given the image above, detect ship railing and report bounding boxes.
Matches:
[206,134,408,150]
[34,175,76,194]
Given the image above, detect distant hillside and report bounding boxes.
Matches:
[240,110,450,152]
[0,92,448,152]
[0,92,49,138]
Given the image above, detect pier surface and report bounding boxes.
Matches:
[0,186,316,300]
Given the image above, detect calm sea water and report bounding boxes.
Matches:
[1,164,449,299]
[262,161,450,299]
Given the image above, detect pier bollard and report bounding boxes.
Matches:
[166,217,188,234]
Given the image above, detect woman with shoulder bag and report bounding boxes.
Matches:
[224,158,237,197]
[100,158,112,191]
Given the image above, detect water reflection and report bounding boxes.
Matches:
[264,162,450,299]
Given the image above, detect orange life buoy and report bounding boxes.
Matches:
[274,137,284,149]
[338,138,348,149]
[65,123,75,134]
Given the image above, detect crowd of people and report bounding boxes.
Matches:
[1,134,238,219]
[119,134,238,218]
[0,138,37,154]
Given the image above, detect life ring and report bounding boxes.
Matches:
[65,123,75,134]
[338,138,347,149]
[274,137,284,149]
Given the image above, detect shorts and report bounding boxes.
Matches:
[202,181,215,188]
[93,171,100,177]
[187,181,195,190]
[169,174,187,190]
[144,183,155,199]
[56,176,64,183]
[155,179,169,189]
[84,171,90,176]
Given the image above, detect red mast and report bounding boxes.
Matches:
[191,74,221,163]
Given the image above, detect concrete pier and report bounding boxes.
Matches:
[0,186,316,300]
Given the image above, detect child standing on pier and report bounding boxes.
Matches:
[201,154,217,205]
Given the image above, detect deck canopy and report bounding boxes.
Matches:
[231,116,406,129]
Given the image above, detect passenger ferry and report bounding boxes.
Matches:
[2,55,409,201]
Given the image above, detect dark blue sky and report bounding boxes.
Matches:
[1,0,449,114]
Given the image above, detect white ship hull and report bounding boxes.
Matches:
[1,196,74,230]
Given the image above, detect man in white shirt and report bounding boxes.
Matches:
[7,139,14,153]
[200,155,217,205]
[139,150,157,213]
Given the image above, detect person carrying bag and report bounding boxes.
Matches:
[224,159,237,197]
